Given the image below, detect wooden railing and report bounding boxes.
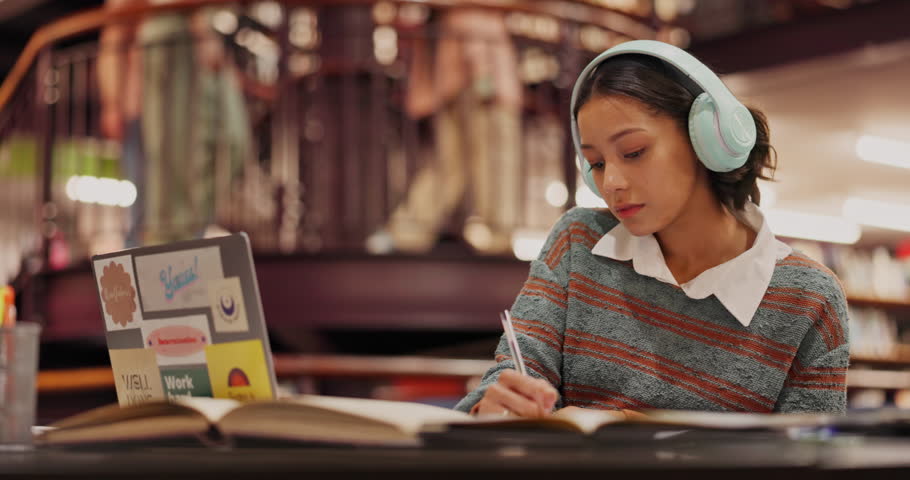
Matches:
[0,0,671,284]
[0,0,659,113]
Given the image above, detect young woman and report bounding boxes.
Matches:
[456,41,849,417]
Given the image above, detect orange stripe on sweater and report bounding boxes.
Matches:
[520,287,568,309]
[512,316,562,340]
[571,273,797,356]
[563,383,653,410]
[564,343,761,412]
[569,278,793,369]
[784,381,846,392]
[787,360,847,384]
[765,288,846,348]
[545,223,600,268]
[569,290,789,371]
[494,354,560,385]
[760,301,836,351]
[565,329,775,410]
[513,322,562,352]
[563,390,630,410]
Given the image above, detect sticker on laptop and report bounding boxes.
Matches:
[141,314,212,366]
[160,366,213,399]
[94,255,143,331]
[205,340,273,401]
[208,277,249,333]
[134,246,225,312]
[108,348,166,407]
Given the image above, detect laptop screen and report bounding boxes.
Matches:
[91,233,277,406]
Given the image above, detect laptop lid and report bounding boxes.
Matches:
[90,233,278,406]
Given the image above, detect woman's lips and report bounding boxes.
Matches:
[614,204,644,219]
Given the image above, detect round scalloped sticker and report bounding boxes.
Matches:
[93,255,143,331]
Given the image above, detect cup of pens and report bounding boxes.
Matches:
[0,287,41,449]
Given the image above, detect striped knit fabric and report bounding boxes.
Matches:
[455,207,850,414]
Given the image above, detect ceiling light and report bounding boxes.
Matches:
[843,197,910,232]
[545,181,568,207]
[511,229,548,262]
[765,209,861,244]
[855,135,910,170]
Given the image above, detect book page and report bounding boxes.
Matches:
[436,407,626,435]
[293,395,471,434]
[174,396,242,423]
[551,407,627,434]
[40,415,213,445]
[50,402,193,429]
[217,395,473,445]
[633,410,832,430]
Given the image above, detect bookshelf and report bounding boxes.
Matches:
[847,296,910,312]
[851,354,910,368]
[847,369,910,390]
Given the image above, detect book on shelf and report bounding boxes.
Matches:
[37,395,865,448]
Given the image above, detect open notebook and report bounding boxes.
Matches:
[37,395,862,448]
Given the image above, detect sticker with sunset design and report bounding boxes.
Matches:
[205,339,273,401]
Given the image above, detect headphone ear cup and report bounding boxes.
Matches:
[578,156,603,199]
[688,93,747,172]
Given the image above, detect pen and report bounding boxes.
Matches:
[500,309,527,376]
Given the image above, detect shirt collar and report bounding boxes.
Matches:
[591,202,792,327]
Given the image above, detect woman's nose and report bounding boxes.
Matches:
[600,162,628,192]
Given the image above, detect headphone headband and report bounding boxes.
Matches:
[570,40,757,189]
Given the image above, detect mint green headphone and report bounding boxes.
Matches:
[570,40,756,198]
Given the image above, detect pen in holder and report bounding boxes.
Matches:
[499,310,527,376]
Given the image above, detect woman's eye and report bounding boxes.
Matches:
[624,148,645,160]
[589,162,605,171]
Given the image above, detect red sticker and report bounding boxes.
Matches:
[146,325,208,357]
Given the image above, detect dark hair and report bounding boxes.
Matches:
[573,54,776,212]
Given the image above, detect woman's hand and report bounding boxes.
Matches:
[472,369,558,418]
[553,405,647,421]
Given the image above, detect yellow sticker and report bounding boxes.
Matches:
[208,277,249,333]
[205,340,273,401]
[108,348,166,407]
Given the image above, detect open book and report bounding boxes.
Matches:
[39,395,471,447]
[38,395,851,448]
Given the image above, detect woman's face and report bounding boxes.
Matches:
[577,94,706,236]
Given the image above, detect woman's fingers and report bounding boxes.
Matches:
[483,382,545,418]
[472,370,559,418]
[498,369,558,411]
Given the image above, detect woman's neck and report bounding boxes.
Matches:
[654,187,755,285]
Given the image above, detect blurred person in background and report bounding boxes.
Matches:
[98,0,252,247]
[377,6,522,255]
[458,41,850,417]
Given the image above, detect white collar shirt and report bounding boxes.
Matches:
[590,202,792,327]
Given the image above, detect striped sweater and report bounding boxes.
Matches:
[455,207,850,414]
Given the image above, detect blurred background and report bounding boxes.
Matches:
[1,0,909,420]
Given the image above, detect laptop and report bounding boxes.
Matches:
[90,233,278,406]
